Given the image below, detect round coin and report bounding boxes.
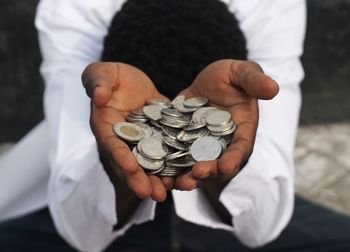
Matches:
[176,103,198,113]
[144,165,165,175]
[138,137,168,159]
[165,150,189,161]
[159,118,189,129]
[176,128,207,142]
[183,97,208,108]
[130,108,145,116]
[191,107,218,124]
[163,136,188,151]
[205,110,231,126]
[132,147,164,170]
[113,122,145,142]
[162,126,181,140]
[143,105,162,121]
[190,136,222,161]
[126,115,148,123]
[161,108,184,118]
[184,121,206,131]
[207,121,234,133]
[170,95,186,108]
[148,99,171,108]
[209,125,236,136]
[166,155,196,168]
[134,122,153,138]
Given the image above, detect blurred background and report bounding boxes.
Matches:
[0,0,349,215]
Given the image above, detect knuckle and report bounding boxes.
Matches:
[247,61,263,73]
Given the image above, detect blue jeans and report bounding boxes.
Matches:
[0,196,350,252]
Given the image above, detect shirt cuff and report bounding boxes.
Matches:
[172,135,294,248]
[48,140,156,252]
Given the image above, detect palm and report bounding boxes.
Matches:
[175,60,278,189]
[83,62,170,201]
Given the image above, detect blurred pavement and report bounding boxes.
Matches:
[295,122,350,216]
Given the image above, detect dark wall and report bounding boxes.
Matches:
[0,0,350,142]
[0,0,42,142]
[300,0,350,125]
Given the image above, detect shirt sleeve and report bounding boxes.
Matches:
[172,0,306,247]
[35,1,156,251]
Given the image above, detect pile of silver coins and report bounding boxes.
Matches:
[113,96,236,176]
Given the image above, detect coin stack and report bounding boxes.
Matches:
[113,96,236,176]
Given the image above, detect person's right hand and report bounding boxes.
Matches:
[82,62,171,202]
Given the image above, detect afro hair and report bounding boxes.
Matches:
[102,0,247,98]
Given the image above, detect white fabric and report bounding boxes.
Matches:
[0,0,306,251]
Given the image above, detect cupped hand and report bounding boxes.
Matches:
[174,59,279,190]
[82,62,172,202]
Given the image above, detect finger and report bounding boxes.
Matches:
[93,107,155,199]
[175,172,200,191]
[145,91,172,104]
[82,62,120,107]
[149,175,167,202]
[191,160,218,179]
[231,60,279,100]
[94,122,139,176]
[160,177,175,191]
[126,168,153,199]
[218,121,255,178]
[92,83,113,107]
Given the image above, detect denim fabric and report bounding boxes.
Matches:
[1,196,350,252]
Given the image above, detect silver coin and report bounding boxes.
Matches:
[162,126,181,140]
[132,147,164,170]
[176,103,198,113]
[161,114,190,125]
[183,97,208,108]
[143,105,162,121]
[170,95,186,108]
[207,121,234,133]
[144,165,165,175]
[150,119,163,129]
[113,122,145,142]
[134,122,153,138]
[166,155,196,168]
[138,137,168,159]
[159,118,189,129]
[130,108,145,116]
[184,121,206,131]
[161,108,184,118]
[128,114,147,119]
[176,128,208,142]
[165,150,188,161]
[209,125,236,136]
[163,136,188,151]
[218,137,228,152]
[148,99,171,108]
[191,107,218,124]
[158,168,188,176]
[151,127,163,138]
[190,136,222,161]
[205,110,231,126]
[222,134,232,145]
[126,115,148,123]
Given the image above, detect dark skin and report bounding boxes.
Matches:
[82,60,279,227]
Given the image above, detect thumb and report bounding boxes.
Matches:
[234,61,279,100]
[82,62,119,107]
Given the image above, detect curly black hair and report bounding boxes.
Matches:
[102,0,247,98]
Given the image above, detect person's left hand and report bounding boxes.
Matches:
[174,59,279,190]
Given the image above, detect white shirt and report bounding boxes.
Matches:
[0,0,306,251]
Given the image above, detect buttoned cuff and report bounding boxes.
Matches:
[172,136,294,248]
[48,139,156,252]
